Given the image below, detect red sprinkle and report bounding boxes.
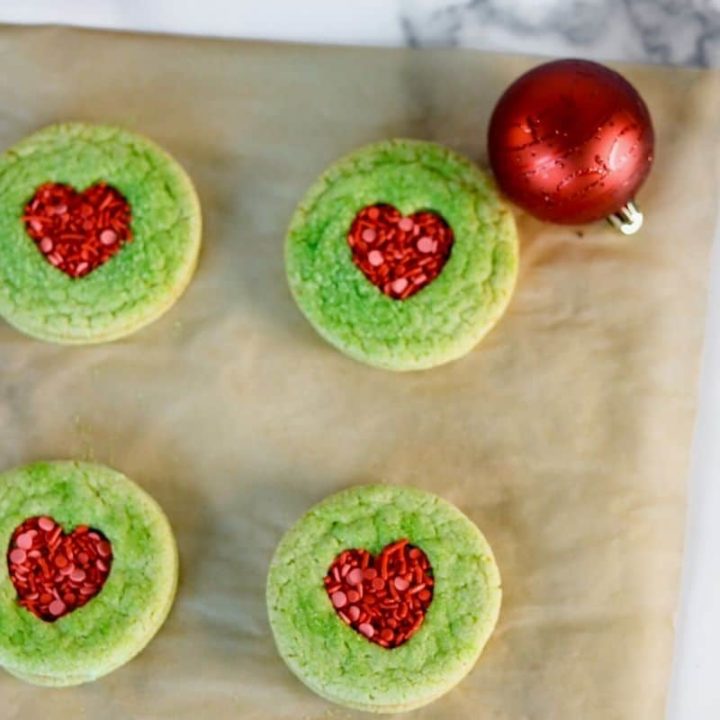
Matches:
[347,204,454,300]
[324,539,434,649]
[23,182,132,278]
[7,516,113,622]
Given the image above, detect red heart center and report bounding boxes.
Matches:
[7,516,113,622]
[23,182,133,278]
[324,538,434,648]
[347,204,454,300]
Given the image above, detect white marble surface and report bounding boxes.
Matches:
[0,0,719,66]
[0,2,718,719]
[402,0,720,67]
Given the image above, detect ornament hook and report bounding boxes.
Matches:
[608,200,643,235]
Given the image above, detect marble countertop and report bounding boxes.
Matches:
[0,0,719,67]
[0,2,718,719]
[403,0,720,67]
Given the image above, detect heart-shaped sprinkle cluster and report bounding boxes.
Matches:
[23,182,132,278]
[347,204,454,300]
[324,539,434,649]
[7,516,113,622]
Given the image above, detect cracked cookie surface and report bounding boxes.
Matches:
[266,484,501,712]
[0,461,178,686]
[285,140,518,371]
[0,123,201,343]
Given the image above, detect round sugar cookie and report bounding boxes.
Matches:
[0,461,178,686]
[0,123,201,343]
[267,484,501,712]
[285,140,518,370]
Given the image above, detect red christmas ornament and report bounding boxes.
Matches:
[488,59,654,233]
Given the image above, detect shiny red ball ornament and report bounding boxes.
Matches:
[488,59,654,232]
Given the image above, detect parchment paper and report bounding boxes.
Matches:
[0,25,718,720]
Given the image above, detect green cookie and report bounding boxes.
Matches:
[0,461,178,686]
[267,485,501,712]
[0,123,201,343]
[285,140,518,371]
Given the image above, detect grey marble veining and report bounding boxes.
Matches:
[400,0,720,67]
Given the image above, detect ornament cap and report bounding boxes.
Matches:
[608,200,644,236]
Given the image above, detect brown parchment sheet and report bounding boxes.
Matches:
[0,25,718,720]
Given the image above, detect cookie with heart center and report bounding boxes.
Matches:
[267,484,502,712]
[0,461,178,687]
[286,140,518,370]
[0,123,202,344]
